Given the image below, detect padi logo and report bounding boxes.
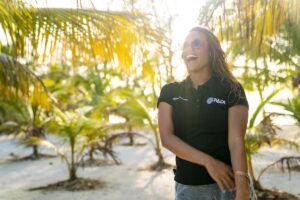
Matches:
[206,97,226,105]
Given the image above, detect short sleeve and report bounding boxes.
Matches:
[227,83,249,109]
[157,83,174,108]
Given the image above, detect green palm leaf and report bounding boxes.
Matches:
[249,85,286,128]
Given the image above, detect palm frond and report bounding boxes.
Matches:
[1,1,164,71]
[257,156,300,181]
[0,53,52,109]
[198,0,299,58]
[249,85,285,128]
[247,114,281,153]
[271,95,300,124]
[271,137,300,154]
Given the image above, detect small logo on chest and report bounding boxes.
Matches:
[172,96,189,101]
[206,97,226,105]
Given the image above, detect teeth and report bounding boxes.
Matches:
[187,55,197,59]
[186,55,197,62]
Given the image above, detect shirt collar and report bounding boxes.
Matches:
[183,75,217,90]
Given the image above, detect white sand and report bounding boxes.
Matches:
[0,125,299,200]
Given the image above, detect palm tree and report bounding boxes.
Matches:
[97,87,172,170]
[25,108,104,181]
[120,97,165,165]
[0,53,53,158]
[1,0,165,164]
[244,85,300,190]
[0,98,51,159]
[1,0,164,104]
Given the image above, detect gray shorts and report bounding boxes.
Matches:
[175,182,235,200]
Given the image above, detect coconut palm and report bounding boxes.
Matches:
[1,0,164,105]
[121,97,164,162]
[22,107,105,180]
[96,87,171,170]
[1,0,165,166]
[40,63,127,165]
[0,53,52,158]
[244,85,300,190]
[0,98,51,159]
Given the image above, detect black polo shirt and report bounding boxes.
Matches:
[157,75,249,185]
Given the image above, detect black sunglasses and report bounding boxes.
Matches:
[183,39,203,50]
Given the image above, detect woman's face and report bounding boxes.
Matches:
[182,31,210,73]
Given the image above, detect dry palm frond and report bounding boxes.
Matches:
[247,113,282,151]
[257,156,300,181]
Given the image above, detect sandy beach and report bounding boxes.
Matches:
[0,125,299,200]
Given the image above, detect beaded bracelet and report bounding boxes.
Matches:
[235,170,250,180]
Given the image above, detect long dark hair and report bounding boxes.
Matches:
[188,26,240,90]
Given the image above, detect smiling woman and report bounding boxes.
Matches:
[157,26,255,200]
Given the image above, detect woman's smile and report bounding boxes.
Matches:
[186,54,198,64]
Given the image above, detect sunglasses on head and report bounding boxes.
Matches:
[183,39,203,50]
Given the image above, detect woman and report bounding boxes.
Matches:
[157,27,250,200]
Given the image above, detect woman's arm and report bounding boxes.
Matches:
[158,102,235,191]
[228,105,250,200]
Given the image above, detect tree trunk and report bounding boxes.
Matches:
[129,133,134,145]
[247,154,263,189]
[32,145,39,158]
[157,148,164,163]
[89,147,94,161]
[69,165,77,181]
[127,125,134,145]
[153,130,164,163]
[69,140,77,181]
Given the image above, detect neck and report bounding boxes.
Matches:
[189,68,211,89]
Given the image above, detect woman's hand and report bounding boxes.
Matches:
[205,157,235,192]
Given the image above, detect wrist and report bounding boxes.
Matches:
[235,173,249,188]
[236,181,249,199]
[202,155,214,168]
[236,192,250,200]
[235,175,249,184]
[236,183,249,191]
